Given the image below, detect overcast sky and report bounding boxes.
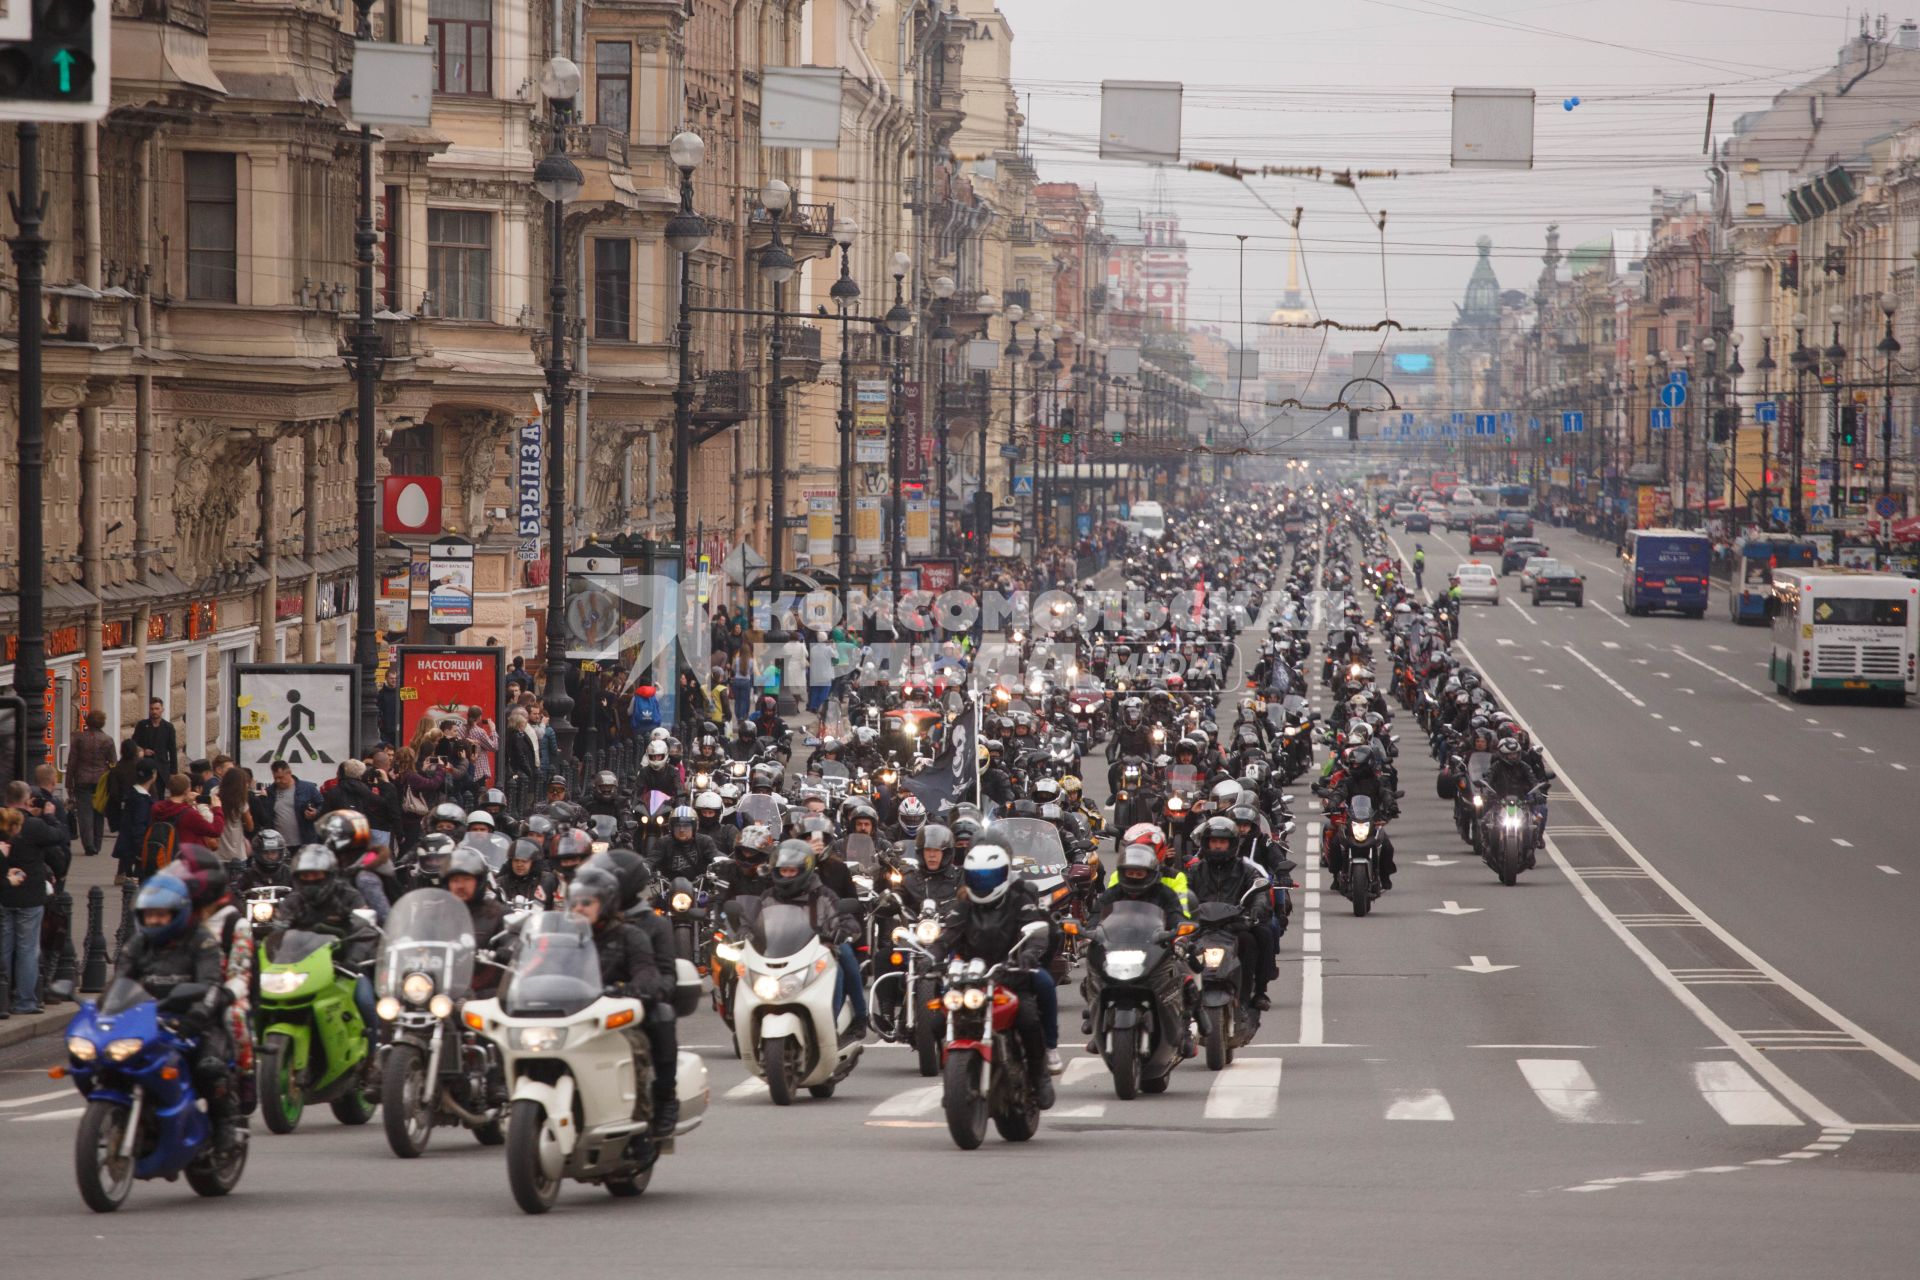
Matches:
[994,0,1875,342]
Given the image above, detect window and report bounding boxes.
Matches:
[1645,326,1660,356]
[428,209,491,320]
[595,42,631,133]
[378,185,401,310]
[594,239,632,340]
[1674,320,1691,351]
[429,0,492,97]
[184,152,237,302]
[387,423,437,476]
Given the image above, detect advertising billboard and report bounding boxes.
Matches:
[396,646,505,748]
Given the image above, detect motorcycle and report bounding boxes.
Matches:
[871,898,946,1077]
[254,925,378,1134]
[662,876,703,962]
[1081,901,1192,1099]
[1328,794,1385,917]
[463,912,708,1213]
[1483,781,1549,886]
[373,888,507,1158]
[1191,885,1267,1070]
[728,898,864,1104]
[58,978,248,1211]
[919,943,1048,1150]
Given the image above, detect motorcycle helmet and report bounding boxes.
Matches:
[916,823,955,870]
[670,805,698,840]
[1114,843,1160,893]
[737,720,760,746]
[771,839,816,883]
[567,866,623,931]
[1032,777,1062,806]
[1199,815,1238,863]
[523,814,556,847]
[1341,744,1371,770]
[735,824,777,876]
[430,802,467,834]
[949,816,983,855]
[1347,722,1374,746]
[847,802,878,835]
[317,809,371,860]
[1496,736,1522,762]
[644,741,670,769]
[446,847,490,898]
[1007,798,1041,821]
[693,792,724,823]
[1210,779,1244,810]
[749,761,782,793]
[413,832,457,879]
[171,845,230,911]
[960,836,1013,905]
[594,770,620,801]
[253,829,289,869]
[465,809,496,832]
[896,794,927,836]
[582,849,654,912]
[134,873,195,943]
[292,844,339,887]
[545,775,571,801]
[1228,804,1262,838]
[1059,776,1083,802]
[508,838,543,870]
[1123,821,1168,863]
[554,829,594,869]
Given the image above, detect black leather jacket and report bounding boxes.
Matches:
[592,920,671,1003]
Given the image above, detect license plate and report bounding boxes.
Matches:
[1663,586,1680,594]
[1843,680,1869,689]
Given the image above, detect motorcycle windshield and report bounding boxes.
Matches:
[842,832,879,871]
[461,832,512,873]
[98,975,154,1016]
[1465,752,1492,781]
[1096,901,1165,948]
[1166,765,1203,796]
[993,817,1067,875]
[377,888,477,1000]
[818,762,850,781]
[501,914,603,1018]
[263,929,334,967]
[736,794,782,828]
[644,790,673,816]
[1349,794,1375,824]
[1194,901,1242,928]
[750,901,819,960]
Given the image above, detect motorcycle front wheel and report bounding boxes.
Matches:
[329,1068,378,1126]
[1498,837,1522,887]
[74,1099,135,1213]
[381,1043,434,1158]
[1108,1023,1141,1100]
[184,1135,247,1198]
[942,1052,988,1150]
[505,1099,563,1214]
[1202,1004,1231,1071]
[1350,862,1373,917]
[761,1036,798,1107]
[257,1033,304,1135]
[913,1009,942,1078]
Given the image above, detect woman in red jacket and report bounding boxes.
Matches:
[150,773,226,849]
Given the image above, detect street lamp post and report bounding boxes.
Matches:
[1722,333,1744,526]
[1790,314,1811,536]
[1002,304,1025,559]
[930,276,957,556]
[757,180,797,644]
[883,252,913,606]
[829,218,860,613]
[1825,303,1848,521]
[346,0,384,754]
[1878,292,1900,505]
[666,132,709,549]
[1028,325,1048,542]
[1756,334,1777,529]
[973,293,999,580]
[533,57,585,760]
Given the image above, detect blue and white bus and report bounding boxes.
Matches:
[1730,536,1818,625]
[1769,569,1918,701]
[1621,528,1712,618]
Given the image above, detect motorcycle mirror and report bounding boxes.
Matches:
[352,907,379,927]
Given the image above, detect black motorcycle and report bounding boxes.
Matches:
[1327,794,1386,917]
[1082,901,1191,1099]
[1191,886,1267,1070]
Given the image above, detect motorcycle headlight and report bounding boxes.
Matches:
[401,971,436,1006]
[961,987,988,1010]
[512,1026,565,1053]
[671,892,694,913]
[261,970,310,995]
[903,722,918,738]
[714,941,742,964]
[1151,727,1165,741]
[1471,795,1484,809]
[942,989,964,1010]
[106,1038,145,1063]
[915,919,941,945]
[1502,813,1523,830]
[752,974,781,1002]
[429,994,454,1020]
[1350,821,1372,840]
[376,996,402,1022]
[1104,949,1148,981]
[67,1036,97,1061]
[249,899,276,924]
[1201,946,1227,969]
[695,772,712,790]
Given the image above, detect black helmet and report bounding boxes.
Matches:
[447,847,490,893]
[555,829,593,866]
[293,844,338,885]
[738,720,759,743]
[431,801,467,832]
[916,823,955,869]
[566,866,622,932]
[1115,843,1159,892]
[508,837,543,868]
[950,815,982,853]
[317,809,371,858]
[1199,815,1238,862]
[847,802,878,833]
[582,848,653,912]
[770,839,816,887]
[523,814,557,844]
[254,829,289,868]
[414,832,458,878]
[1228,803,1261,835]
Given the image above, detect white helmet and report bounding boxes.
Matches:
[1210,779,1244,808]
[644,741,668,766]
[961,843,1013,904]
[649,726,671,741]
[465,809,495,830]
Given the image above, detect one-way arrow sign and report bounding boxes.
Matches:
[1430,901,1483,916]
[1455,954,1516,974]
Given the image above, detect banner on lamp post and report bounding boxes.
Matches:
[905,498,932,555]
[856,380,889,463]
[807,496,837,561]
[903,381,925,482]
[854,497,883,557]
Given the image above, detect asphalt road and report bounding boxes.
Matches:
[1,536,1915,1278]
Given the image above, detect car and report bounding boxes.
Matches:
[1519,556,1557,593]
[1469,522,1506,553]
[1501,538,1547,574]
[1532,562,1585,606]
[1501,510,1536,539]
[1393,502,1418,524]
[1403,510,1432,533]
[1451,562,1499,603]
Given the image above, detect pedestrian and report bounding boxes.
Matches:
[30,763,69,850]
[262,760,322,847]
[524,701,558,776]
[462,706,498,789]
[110,760,159,884]
[0,806,43,1018]
[628,683,662,738]
[376,667,400,747]
[807,629,834,719]
[504,656,533,699]
[730,641,756,725]
[69,709,116,858]
[399,749,447,842]
[504,710,539,787]
[362,749,402,845]
[214,767,254,864]
[152,772,227,852]
[131,698,178,781]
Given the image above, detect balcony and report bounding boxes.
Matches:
[693,369,750,426]
[749,201,836,263]
[762,323,822,382]
[112,0,225,102]
[563,123,639,210]
[564,122,629,169]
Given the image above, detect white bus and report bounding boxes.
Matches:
[1768,569,1918,702]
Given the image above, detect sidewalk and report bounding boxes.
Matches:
[0,837,126,1050]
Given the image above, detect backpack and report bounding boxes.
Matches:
[139,815,179,880]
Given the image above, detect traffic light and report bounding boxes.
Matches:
[1711,407,1734,443]
[1110,430,1124,445]
[1839,405,1859,448]
[1542,421,1554,445]
[0,0,110,122]
[1058,429,1073,446]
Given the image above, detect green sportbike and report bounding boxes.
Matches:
[255,927,379,1133]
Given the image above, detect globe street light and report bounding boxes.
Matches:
[536,56,584,759]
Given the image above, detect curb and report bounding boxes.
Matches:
[0,1008,71,1051]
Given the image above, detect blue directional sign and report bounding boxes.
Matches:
[1527,416,1540,433]
[1499,411,1514,430]
[1771,506,1791,527]
[1475,413,1497,436]
[1451,412,1466,429]
[1649,407,1673,431]
[1563,411,1585,434]
[1755,400,1779,424]
[1669,369,1689,388]
[1401,412,1415,428]
[1659,382,1688,410]
[1808,503,1831,526]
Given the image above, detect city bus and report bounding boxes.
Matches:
[1621,527,1712,617]
[1768,569,1917,702]
[1730,536,1819,625]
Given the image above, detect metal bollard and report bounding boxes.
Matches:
[81,885,109,992]
[44,889,77,1003]
[112,877,137,963]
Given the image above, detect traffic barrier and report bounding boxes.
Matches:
[80,885,109,992]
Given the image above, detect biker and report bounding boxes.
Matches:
[892,793,928,845]
[709,823,776,907]
[531,775,571,819]
[230,829,292,896]
[750,694,790,753]
[551,828,595,889]
[1412,544,1425,590]
[762,840,867,1039]
[1488,735,1551,851]
[582,849,684,1136]
[115,873,243,1149]
[1318,743,1400,890]
[837,802,888,864]
[692,791,735,856]
[427,802,467,842]
[634,740,680,798]
[565,867,672,1139]
[1186,816,1275,1011]
[404,832,459,893]
[729,720,763,762]
[648,804,718,880]
[445,847,507,993]
[1091,842,1196,1058]
[903,824,963,906]
[274,844,380,1048]
[933,835,1060,1103]
[498,837,559,908]
[586,771,624,820]
[1113,821,1194,913]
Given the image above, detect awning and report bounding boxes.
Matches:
[273,555,314,579]
[1050,463,1133,481]
[146,568,195,599]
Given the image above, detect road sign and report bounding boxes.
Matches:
[1808,504,1831,526]
[1649,407,1672,431]
[1756,400,1779,424]
[998,444,1021,460]
[1527,416,1540,433]
[0,0,110,122]
[1401,412,1415,428]
[1669,369,1689,388]
[1499,410,1513,430]
[1659,382,1688,409]
[1474,413,1497,436]
[1011,475,1033,496]
[1451,412,1466,428]
[1771,506,1792,526]
[1563,411,1584,434]
[1875,495,1902,518]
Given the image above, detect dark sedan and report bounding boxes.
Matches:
[1531,562,1584,606]
[1501,538,1548,574]
[1403,510,1432,532]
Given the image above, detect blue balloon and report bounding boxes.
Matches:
[1562,96,1581,111]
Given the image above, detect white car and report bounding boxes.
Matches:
[1519,556,1557,593]
[1452,562,1499,603]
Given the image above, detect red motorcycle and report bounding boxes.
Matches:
[897,932,1047,1150]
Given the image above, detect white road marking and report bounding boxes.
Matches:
[1689,740,1702,748]
[11,1107,84,1123]
[1763,794,1781,803]
[1711,756,1725,763]
[1517,1058,1610,1123]
[1429,900,1483,915]
[1692,1061,1801,1126]
[1203,1057,1283,1119]
[0,1089,71,1109]
[1894,763,1909,772]
[724,1078,768,1100]
[1506,598,1540,626]
[1385,1089,1455,1121]
[1300,955,1324,1045]
[1878,866,1901,876]
[1591,602,1633,628]
[1832,839,1852,848]
[869,1085,943,1118]
[1832,731,1846,739]
[1650,713,1663,721]
[1709,644,1729,653]
[1602,640,1621,649]
[1859,746,1875,754]
[1670,645,1780,704]
[1050,1104,1108,1119]
[1737,774,1752,782]
[1794,815,1813,824]
[1561,643,1645,707]
[1304,910,1321,932]
[1805,718,1819,725]
[1455,954,1516,974]
[1060,1056,1108,1088]
[1496,638,1516,647]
